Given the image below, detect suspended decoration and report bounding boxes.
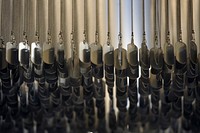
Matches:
[0,0,200,132]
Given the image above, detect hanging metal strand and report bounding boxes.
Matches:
[156,0,161,48]
[83,0,87,43]
[60,0,64,33]
[59,0,64,44]
[47,0,53,44]
[10,0,15,42]
[107,0,110,45]
[154,0,158,47]
[177,0,182,42]
[142,0,146,44]
[166,0,170,43]
[118,0,122,66]
[189,0,195,41]
[131,0,134,43]
[35,0,39,41]
[0,0,4,47]
[95,0,99,43]
[0,0,2,37]
[71,0,77,63]
[22,0,29,42]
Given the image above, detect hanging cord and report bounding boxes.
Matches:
[35,0,39,41]
[166,0,170,43]
[60,0,63,33]
[177,0,182,42]
[59,0,64,44]
[156,0,161,48]
[154,0,157,47]
[107,0,110,45]
[0,0,2,37]
[71,0,77,63]
[83,0,87,43]
[142,0,146,44]
[189,0,195,41]
[118,0,122,66]
[47,0,53,45]
[10,0,15,42]
[0,0,4,46]
[95,0,99,43]
[199,0,200,53]
[22,0,29,43]
[131,0,134,43]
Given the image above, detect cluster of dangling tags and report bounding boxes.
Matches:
[0,0,200,133]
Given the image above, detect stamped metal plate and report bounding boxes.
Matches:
[103,44,114,66]
[127,42,138,66]
[31,42,42,65]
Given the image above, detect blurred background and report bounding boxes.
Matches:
[1,0,200,132]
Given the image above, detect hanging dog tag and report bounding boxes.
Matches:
[31,42,42,65]
[43,42,55,64]
[114,48,128,70]
[79,41,90,63]
[19,42,30,65]
[175,41,187,64]
[90,42,102,65]
[127,42,138,66]
[57,42,65,65]
[139,42,150,69]
[6,41,18,65]
[164,43,174,66]
[188,40,197,64]
[150,47,163,70]
[103,44,114,66]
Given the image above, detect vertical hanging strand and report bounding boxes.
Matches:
[184,0,198,131]
[177,0,182,41]
[149,0,163,130]
[118,0,122,66]
[130,0,133,43]
[107,0,110,42]
[71,0,75,64]
[139,0,150,127]
[9,0,15,43]
[83,0,87,42]
[103,0,116,131]
[69,0,84,131]
[0,0,2,37]
[170,0,187,132]
[30,0,44,131]
[5,0,20,128]
[127,0,139,131]
[165,0,171,43]
[114,0,128,129]
[142,0,146,43]
[95,0,99,44]
[35,0,39,39]
[10,0,14,37]
[194,0,200,132]
[0,0,9,127]
[160,0,174,130]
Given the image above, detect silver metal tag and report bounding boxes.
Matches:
[19,42,29,63]
[79,41,90,63]
[164,42,174,65]
[6,41,18,65]
[31,42,42,65]
[175,41,187,64]
[127,42,138,66]
[114,48,128,70]
[90,42,102,65]
[43,42,55,64]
